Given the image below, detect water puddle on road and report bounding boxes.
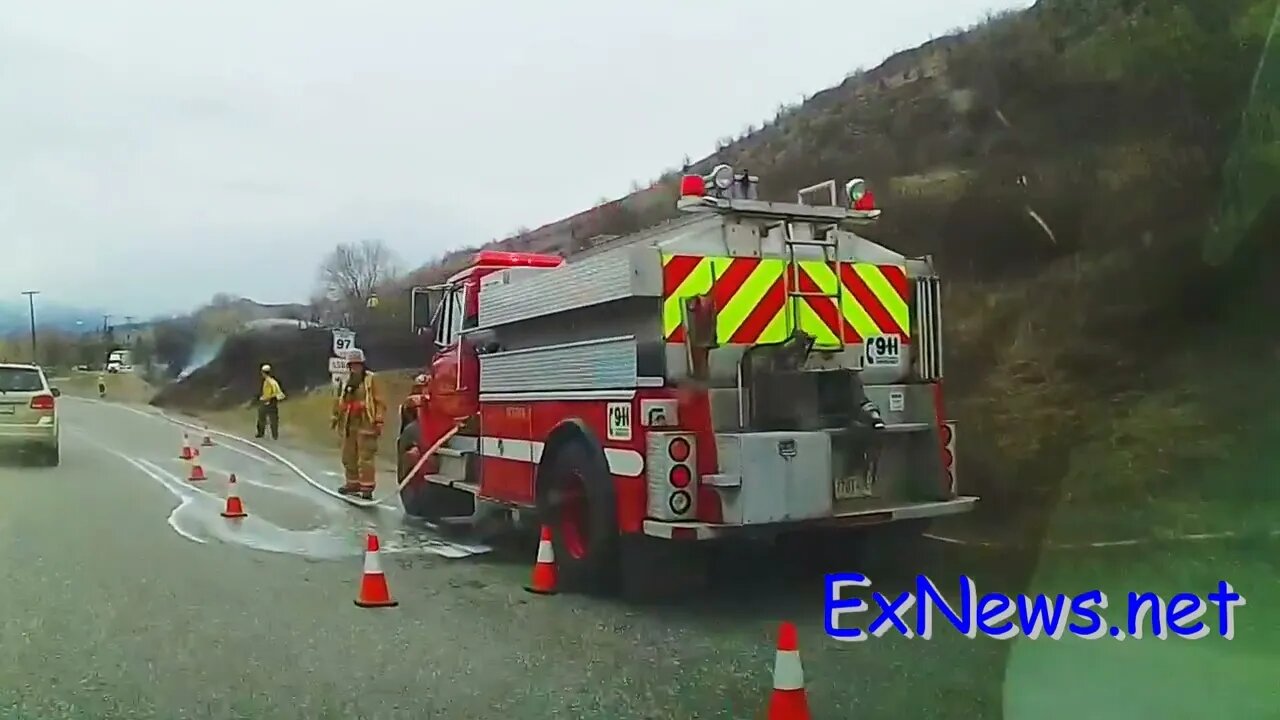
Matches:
[156,459,495,561]
[70,428,492,562]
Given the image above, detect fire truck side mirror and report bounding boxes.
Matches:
[410,286,445,335]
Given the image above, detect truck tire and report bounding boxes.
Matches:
[537,436,619,594]
[397,422,472,519]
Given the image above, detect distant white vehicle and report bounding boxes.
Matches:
[105,348,134,373]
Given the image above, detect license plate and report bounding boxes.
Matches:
[834,475,874,500]
[0,405,15,415]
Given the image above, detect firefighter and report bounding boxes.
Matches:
[97,374,106,399]
[254,364,286,440]
[399,372,429,436]
[331,349,386,499]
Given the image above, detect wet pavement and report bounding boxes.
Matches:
[0,397,1275,719]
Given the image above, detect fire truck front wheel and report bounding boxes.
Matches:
[537,436,619,594]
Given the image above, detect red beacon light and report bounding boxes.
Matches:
[679,174,706,198]
[678,165,739,210]
[846,177,878,212]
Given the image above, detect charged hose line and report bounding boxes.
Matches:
[155,410,458,509]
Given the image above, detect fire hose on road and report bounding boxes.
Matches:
[156,411,459,509]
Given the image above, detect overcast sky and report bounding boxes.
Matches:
[1,0,1030,316]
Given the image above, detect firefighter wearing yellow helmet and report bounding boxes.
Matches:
[254,363,286,440]
[331,348,386,499]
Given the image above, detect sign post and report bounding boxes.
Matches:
[328,356,349,387]
[332,329,356,356]
[330,329,356,389]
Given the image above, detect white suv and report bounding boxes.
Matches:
[0,363,61,466]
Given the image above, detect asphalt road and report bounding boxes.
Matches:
[0,398,1276,719]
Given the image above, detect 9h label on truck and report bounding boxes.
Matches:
[400,164,975,594]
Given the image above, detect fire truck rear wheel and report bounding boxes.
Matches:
[537,436,619,594]
[397,422,473,520]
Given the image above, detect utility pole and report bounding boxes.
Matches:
[20,290,39,365]
[102,314,112,336]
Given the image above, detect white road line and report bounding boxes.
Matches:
[206,440,273,465]
[66,429,207,545]
[68,396,404,512]
[197,460,330,503]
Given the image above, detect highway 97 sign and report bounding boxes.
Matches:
[332,330,356,356]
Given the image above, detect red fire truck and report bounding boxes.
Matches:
[402,165,976,593]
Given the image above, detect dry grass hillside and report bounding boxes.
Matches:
[404,0,1280,540]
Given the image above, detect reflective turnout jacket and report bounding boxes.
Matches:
[260,376,286,403]
[333,371,385,430]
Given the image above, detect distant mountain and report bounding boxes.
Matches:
[0,300,105,336]
[211,297,313,322]
[0,294,313,338]
[190,297,314,328]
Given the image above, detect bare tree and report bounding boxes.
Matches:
[317,239,401,311]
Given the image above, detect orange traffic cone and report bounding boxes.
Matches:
[767,621,811,720]
[524,525,558,595]
[188,459,206,482]
[220,473,247,518]
[354,533,398,608]
[179,433,195,460]
[201,424,215,447]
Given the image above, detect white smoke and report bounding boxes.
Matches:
[177,335,227,380]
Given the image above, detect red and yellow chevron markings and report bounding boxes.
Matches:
[661,254,909,348]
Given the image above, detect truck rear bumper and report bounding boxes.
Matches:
[641,496,978,540]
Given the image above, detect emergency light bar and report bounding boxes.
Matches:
[677,164,758,206]
[679,165,881,219]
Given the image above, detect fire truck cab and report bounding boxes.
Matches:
[403,165,976,593]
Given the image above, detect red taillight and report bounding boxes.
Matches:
[939,423,953,447]
[853,189,877,211]
[30,394,55,410]
[669,464,692,489]
[941,448,954,468]
[668,437,691,463]
[679,174,706,197]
